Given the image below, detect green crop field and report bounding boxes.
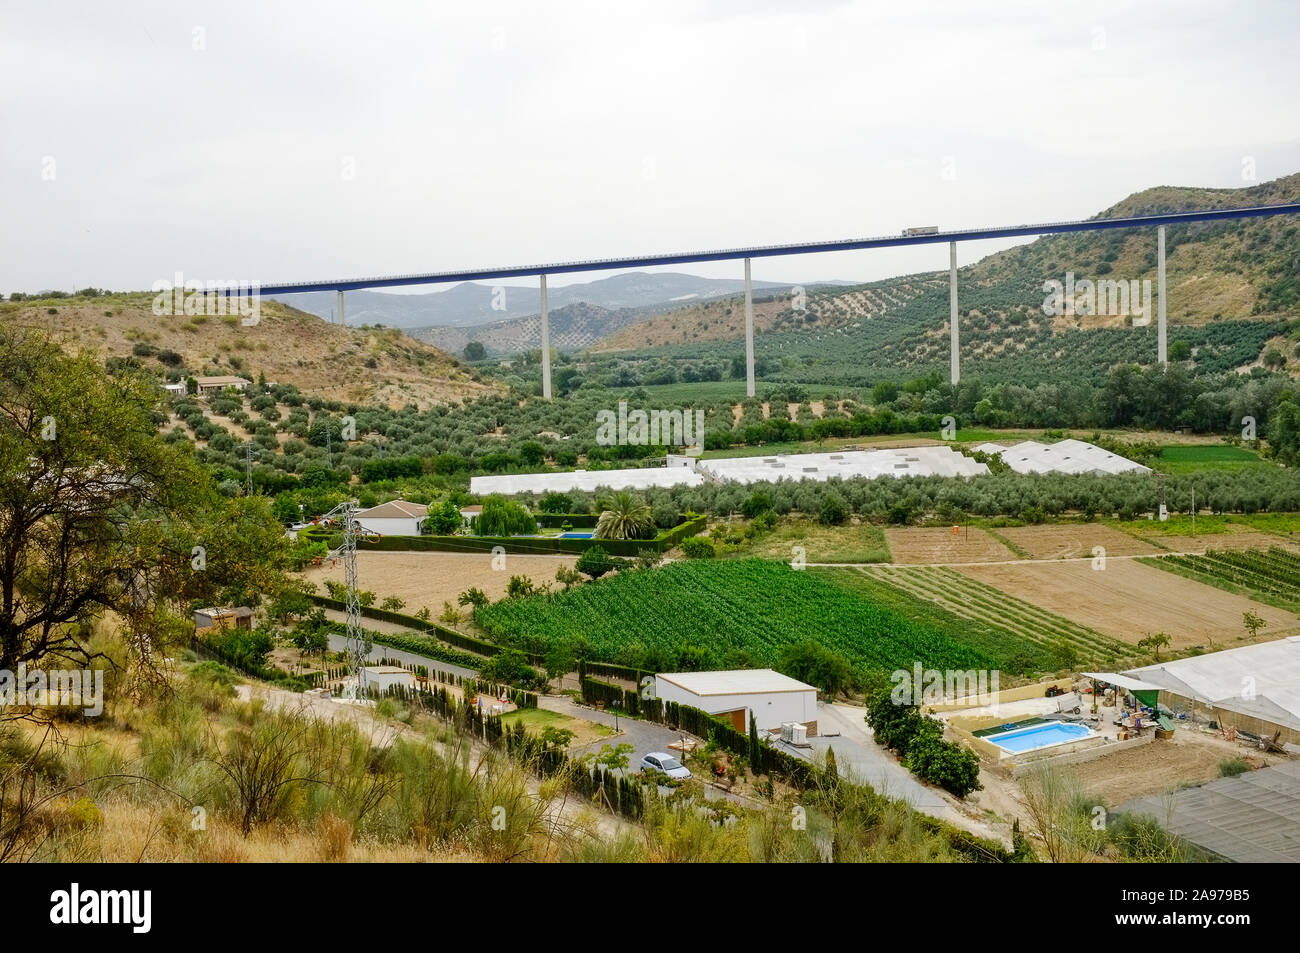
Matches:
[1143,546,1300,611]
[473,558,1059,675]
[813,567,1059,671]
[1152,444,1270,474]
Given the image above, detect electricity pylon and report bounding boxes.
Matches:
[321,499,367,697]
[243,441,258,495]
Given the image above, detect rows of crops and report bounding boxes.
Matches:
[1149,546,1300,605]
[859,565,1132,666]
[813,568,1058,674]
[473,559,1014,673]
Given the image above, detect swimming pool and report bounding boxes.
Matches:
[558,532,593,539]
[989,721,1094,754]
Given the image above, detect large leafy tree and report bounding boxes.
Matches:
[472,495,536,536]
[593,490,654,540]
[0,326,286,684]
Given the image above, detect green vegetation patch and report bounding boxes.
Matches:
[1152,444,1270,474]
[474,558,1008,674]
[738,519,890,564]
[1142,546,1300,612]
[817,568,1060,673]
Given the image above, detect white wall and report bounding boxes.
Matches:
[355,517,423,537]
[655,679,817,733]
[361,669,414,693]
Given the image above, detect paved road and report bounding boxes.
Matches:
[541,695,747,805]
[789,701,959,821]
[324,626,479,680]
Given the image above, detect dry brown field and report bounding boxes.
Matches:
[995,524,1163,560]
[884,527,1019,564]
[301,551,578,613]
[957,559,1300,650]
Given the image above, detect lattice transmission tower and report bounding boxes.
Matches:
[320,499,367,696]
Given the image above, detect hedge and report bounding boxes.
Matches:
[320,620,486,671]
[582,660,651,683]
[309,595,544,664]
[534,512,598,529]
[356,516,708,556]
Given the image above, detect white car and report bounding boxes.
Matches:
[640,752,691,780]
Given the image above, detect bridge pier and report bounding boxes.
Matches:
[1157,226,1167,366]
[744,258,755,398]
[949,241,960,386]
[337,289,345,326]
[540,274,552,399]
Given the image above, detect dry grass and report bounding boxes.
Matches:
[300,551,579,613]
[2,296,499,410]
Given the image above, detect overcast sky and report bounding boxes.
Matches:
[3,0,1298,297]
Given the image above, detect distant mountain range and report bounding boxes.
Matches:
[267,271,806,330]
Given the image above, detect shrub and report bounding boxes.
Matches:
[680,537,716,559]
[575,546,617,579]
[1219,757,1251,778]
[819,493,849,526]
[425,499,463,535]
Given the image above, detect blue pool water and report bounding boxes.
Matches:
[990,722,1092,753]
[558,532,593,539]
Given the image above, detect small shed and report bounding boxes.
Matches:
[359,665,414,694]
[655,669,818,735]
[194,606,254,631]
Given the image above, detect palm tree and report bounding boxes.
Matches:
[594,490,654,540]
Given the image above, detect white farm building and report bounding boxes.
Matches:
[655,669,819,735]
[343,665,415,696]
[354,499,427,537]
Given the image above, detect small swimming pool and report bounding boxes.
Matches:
[989,721,1093,754]
[558,532,593,539]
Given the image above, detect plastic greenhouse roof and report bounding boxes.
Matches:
[469,445,988,496]
[1124,637,1300,729]
[1120,760,1300,863]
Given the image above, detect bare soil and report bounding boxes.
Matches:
[958,559,1300,649]
[300,551,578,615]
[1071,731,1289,808]
[1139,529,1300,554]
[884,527,1018,564]
[996,524,1163,560]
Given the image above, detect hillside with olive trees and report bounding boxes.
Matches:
[0,292,500,410]
[588,173,1300,382]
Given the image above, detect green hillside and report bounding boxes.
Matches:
[587,173,1300,388]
